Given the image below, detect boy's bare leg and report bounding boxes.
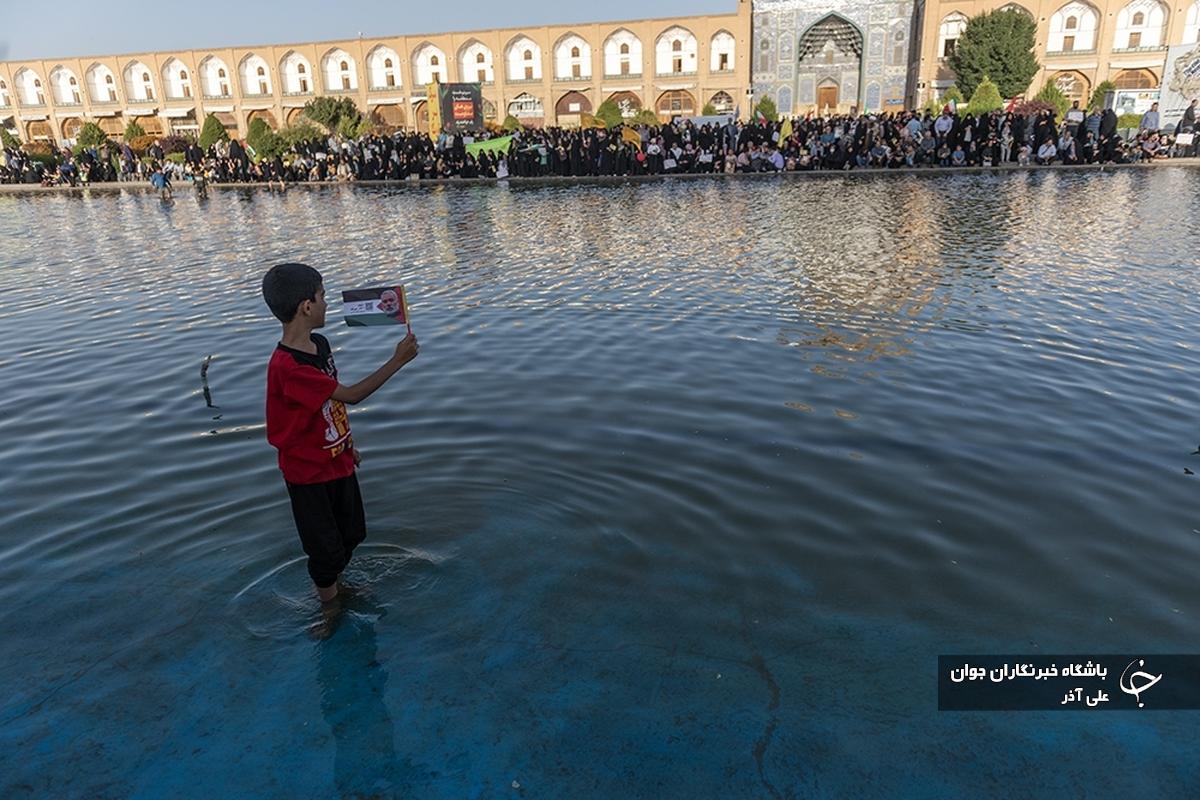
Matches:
[317,580,339,603]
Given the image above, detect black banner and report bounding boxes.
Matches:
[939,655,1200,710]
[438,83,483,133]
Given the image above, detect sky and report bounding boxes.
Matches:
[0,0,737,62]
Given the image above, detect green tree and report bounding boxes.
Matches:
[943,85,965,106]
[1,125,19,148]
[966,76,1004,116]
[502,114,521,132]
[753,96,778,122]
[947,10,1039,99]
[199,113,230,150]
[303,96,363,135]
[1088,80,1116,111]
[75,122,109,148]
[124,120,146,141]
[246,117,283,160]
[1034,82,1069,117]
[278,122,326,149]
[702,102,718,115]
[594,99,623,128]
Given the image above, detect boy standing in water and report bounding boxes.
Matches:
[262,263,419,602]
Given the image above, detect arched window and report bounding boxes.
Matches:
[69,76,77,85]
[106,75,113,84]
[477,53,485,63]
[1066,15,1078,29]
[524,49,532,59]
[384,58,393,68]
[1132,11,1144,24]
[257,66,265,76]
[620,43,629,55]
[431,55,439,65]
[672,40,682,51]
[218,68,226,78]
[571,46,580,58]
[297,64,305,74]
[1113,68,1156,88]
[938,13,969,58]
[142,72,149,82]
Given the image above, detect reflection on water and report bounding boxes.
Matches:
[1,169,1200,797]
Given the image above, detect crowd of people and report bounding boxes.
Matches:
[2,100,1196,188]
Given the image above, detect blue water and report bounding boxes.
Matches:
[1,171,1199,798]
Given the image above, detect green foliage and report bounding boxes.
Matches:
[277,122,326,149]
[199,113,230,150]
[75,122,109,148]
[124,120,146,141]
[165,152,186,164]
[948,10,1039,99]
[1,125,19,148]
[303,96,364,136]
[502,114,521,132]
[1034,82,1069,118]
[594,99,623,128]
[753,96,778,122]
[1088,80,1116,111]
[702,102,718,116]
[127,134,156,155]
[335,114,369,140]
[942,85,965,105]
[1117,113,1142,130]
[245,118,282,161]
[966,77,1004,116]
[630,108,660,126]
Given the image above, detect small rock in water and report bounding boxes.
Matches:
[511,779,520,789]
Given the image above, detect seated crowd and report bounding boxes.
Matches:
[2,101,1195,187]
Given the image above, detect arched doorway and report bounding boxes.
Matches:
[555,90,592,126]
[1052,70,1090,107]
[507,93,544,127]
[607,90,643,118]
[656,89,696,121]
[26,120,53,141]
[708,91,735,114]
[134,114,163,137]
[246,109,277,130]
[413,100,429,134]
[285,107,307,126]
[97,115,123,137]
[60,117,84,141]
[1112,68,1157,89]
[371,103,406,128]
[795,14,864,114]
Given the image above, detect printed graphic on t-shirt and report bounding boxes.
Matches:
[322,398,351,457]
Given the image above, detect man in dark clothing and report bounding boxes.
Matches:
[1099,108,1119,163]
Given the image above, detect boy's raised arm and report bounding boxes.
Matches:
[331,334,419,405]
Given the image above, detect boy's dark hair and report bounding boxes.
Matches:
[262,262,323,323]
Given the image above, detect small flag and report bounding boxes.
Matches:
[580,112,609,130]
[342,285,411,331]
[778,117,793,143]
[621,126,642,149]
[756,107,767,124]
[1005,96,1018,113]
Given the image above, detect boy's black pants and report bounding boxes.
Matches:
[286,473,366,588]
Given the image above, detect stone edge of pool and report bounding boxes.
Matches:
[2,158,1197,195]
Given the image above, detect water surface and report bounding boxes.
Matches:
[2,171,1199,797]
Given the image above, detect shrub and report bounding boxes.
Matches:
[943,85,965,105]
[1088,81,1116,112]
[502,114,521,132]
[76,122,109,148]
[1012,99,1058,117]
[127,135,157,155]
[158,134,191,155]
[1033,82,1069,118]
[22,140,54,156]
[1,126,20,148]
[198,113,229,150]
[278,122,326,149]
[165,152,186,164]
[966,77,1004,116]
[124,120,147,141]
[702,102,717,116]
[753,96,778,122]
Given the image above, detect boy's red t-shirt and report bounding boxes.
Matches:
[265,333,355,485]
